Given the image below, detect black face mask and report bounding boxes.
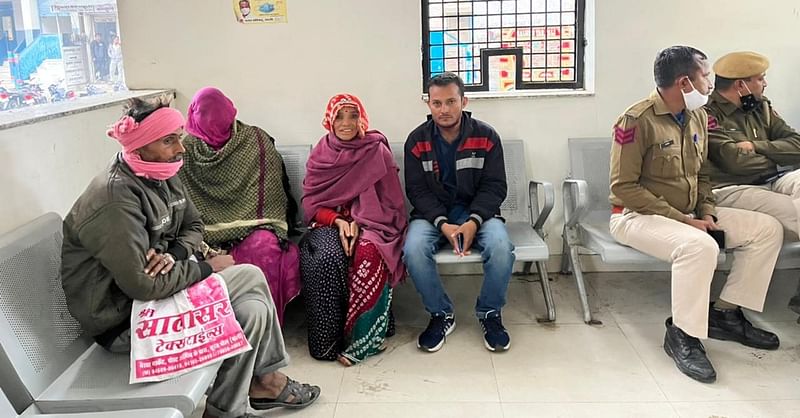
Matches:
[740,93,759,112]
[738,84,760,112]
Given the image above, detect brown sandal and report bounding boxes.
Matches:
[249,377,320,410]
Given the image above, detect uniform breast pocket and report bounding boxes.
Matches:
[726,129,748,141]
[689,141,703,175]
[651,146,682,178]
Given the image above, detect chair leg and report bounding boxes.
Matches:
[569,245,597,325]
[536,261,556,322]
[560,233,573,274]
[520,261,533,275]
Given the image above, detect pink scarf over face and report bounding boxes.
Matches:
[107,107,185,180]
[303,126,408,286]
[185,87,238,150]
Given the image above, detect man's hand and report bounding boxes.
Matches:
[144,248,176,277]
[335,218,355,257]
[206,254,235,272]
[441,223,460,254]
[442,221,479,256]
[684,215,719,232]
[454,221,478,256]
[736,141,755,153]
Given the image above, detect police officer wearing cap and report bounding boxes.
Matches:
[704,51,800,319]
[609,46,783,383]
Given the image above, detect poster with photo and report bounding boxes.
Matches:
[234,0,288,24]
[488,55,516,92]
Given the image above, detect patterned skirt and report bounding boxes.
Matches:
[299,227,391,363]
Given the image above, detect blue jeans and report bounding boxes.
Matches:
[403,205,515,319]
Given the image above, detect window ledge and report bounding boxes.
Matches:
[0,89,176,131]
[420,88,595,101]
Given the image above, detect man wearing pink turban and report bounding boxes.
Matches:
[61,97,320,418]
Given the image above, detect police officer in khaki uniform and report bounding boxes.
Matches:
[609,46,782,383]
[704,51,800,318]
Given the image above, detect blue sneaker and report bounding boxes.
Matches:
[479,311,510,352]
[417,313,456,352]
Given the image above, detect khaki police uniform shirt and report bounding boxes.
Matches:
[705,90,800,187]
[610,89,716,221]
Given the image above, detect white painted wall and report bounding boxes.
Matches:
[0,106,122,235]
[115,0,800,253]
[6,1,800,249]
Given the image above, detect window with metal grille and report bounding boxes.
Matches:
[422,0,586,94]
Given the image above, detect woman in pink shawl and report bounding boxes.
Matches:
[300,94,407,366]
[179,87,302,325]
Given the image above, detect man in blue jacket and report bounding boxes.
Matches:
[403,72,514,353]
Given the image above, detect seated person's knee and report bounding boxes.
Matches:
[681,234,720,260]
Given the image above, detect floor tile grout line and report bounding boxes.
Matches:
[615,318,673,403]
[668,398,800,404]
[666,400,683,418]
[584,273,630,328]
[489,349,505,417]
[499,400,688,404]
[333,360,346,408]
[333,401,503,405]
[329,399,800,404]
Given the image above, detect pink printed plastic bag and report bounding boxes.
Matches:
[130,273,252,384]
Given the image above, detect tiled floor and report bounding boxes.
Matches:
[192,270,800,418]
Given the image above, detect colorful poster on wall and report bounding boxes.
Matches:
[233,0,288,24]
[488,55,516,92]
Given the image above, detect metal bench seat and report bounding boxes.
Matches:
[0,213,218,417]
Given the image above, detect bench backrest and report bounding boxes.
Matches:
[568,137,612,220]
[0,213,92,412]
[389,142,414,215]
[390,139,531,223]
[276,144,312,228]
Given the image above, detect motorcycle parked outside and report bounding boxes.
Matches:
[81,83,105,97]
[0,85,27,110]
[0,87,10,110]
[48,83,76,102]
[17,80,49,106]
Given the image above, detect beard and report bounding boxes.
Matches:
[435,117,459,130]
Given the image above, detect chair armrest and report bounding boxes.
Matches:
[562,179,588,228]
[528,180,555,231]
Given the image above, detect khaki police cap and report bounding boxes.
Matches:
[713,51,769,79]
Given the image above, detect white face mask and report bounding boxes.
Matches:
[681,79,708,111]
[241,7,251,15]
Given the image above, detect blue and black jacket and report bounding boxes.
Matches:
[404,111,507,229]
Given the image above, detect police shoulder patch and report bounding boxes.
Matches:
[613,116,637,146]
[707,114,719,131]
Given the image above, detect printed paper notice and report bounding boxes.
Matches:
[234,0,288,24]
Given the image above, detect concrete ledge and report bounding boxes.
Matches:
[0,89,175,131]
